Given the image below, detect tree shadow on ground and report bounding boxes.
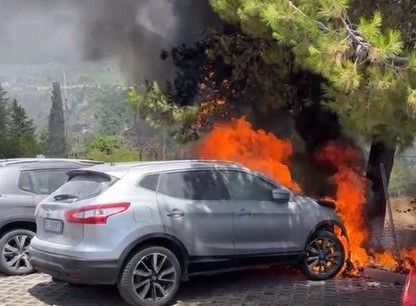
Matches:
[27,266,300,306]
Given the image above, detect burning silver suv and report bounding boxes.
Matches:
[29,160,346,306]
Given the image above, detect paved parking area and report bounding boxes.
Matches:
[0,267,403,306]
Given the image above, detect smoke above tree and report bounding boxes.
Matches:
[0,0,221,82]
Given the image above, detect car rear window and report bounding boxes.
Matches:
[52,173,113,201]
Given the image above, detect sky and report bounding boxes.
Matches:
[0,0,220,82]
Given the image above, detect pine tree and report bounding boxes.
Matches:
[210,0,416,231]
[0,87,40,158]
[9,99,36,138]
[47,82,66,157]
[7,99,39,157]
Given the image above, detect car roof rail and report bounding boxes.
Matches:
[125,159,243,168]
[0,158,102,167]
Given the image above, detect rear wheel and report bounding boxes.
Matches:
[300,230,345,280]
[0,229,35,276]
[118,246,181,306]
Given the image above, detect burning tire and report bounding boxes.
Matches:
[300,230,345,280]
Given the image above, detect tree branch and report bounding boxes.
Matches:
[284,0,409,68]
[286,0,329,32]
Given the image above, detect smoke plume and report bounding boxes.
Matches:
[0,0,220,82]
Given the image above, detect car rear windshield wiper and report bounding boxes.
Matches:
[53,194,79,201]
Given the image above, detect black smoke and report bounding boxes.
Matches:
[166,30,358,198]
[0,0,221,82]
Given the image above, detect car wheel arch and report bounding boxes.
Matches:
[117,233,190,280]
[304,220,348,247]
[0,219,36,237]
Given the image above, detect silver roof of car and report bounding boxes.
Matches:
[84,160,247,177]
[70,160,282,187]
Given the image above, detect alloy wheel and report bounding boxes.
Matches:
[305,236,343,278]
[132,252,177,302]
[2,233,33,272]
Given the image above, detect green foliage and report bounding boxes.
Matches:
[357,11,383,45]
[0,86,41,158]
[9,99,36,138]
[7,100,41,157]
[127,29,302,141]
[350,0,416,50]
[210,0,416,149]
[38,127,49,154]
[127,83,199,142]
[84,136,138,162]
[1,61,124,130]
[47,82,66,157]
[205,30,294,109]
[90,86,132,136]
[0,86,8,157]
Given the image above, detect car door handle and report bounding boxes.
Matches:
[237,209,252,216]
[166,209,185,217]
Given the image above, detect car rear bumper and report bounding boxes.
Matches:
[28,246,119,285]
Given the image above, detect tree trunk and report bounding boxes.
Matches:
[365,140,396,242]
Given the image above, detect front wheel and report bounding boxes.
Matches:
[300,230,345,280]
[118,246,181,306]
[0,229,35,276]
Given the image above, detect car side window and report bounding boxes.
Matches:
[138,174,160,191]
[158,170,228,200]
[32,170,69,195]
[220,170,275,201]
[18,171,34,193]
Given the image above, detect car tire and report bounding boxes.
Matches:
[300,230,345,280]
[0,229,35,276]
[118,246,182,306]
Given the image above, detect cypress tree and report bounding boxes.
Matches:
[47,82,66,157]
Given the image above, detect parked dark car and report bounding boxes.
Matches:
[0,158,100,276]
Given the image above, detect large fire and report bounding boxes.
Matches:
[197,117,415,273]
[197,118,300,192]
[315,143,369,267]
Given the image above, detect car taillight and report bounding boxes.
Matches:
[65,202,130,224]
[402,268,416,306]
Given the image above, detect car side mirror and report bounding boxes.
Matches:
[272,188,290,203]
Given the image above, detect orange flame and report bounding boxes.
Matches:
[197,118,300,192]
[197,116,416,273]
[374,252,398,271]
[402,249,416,270]
[195,99,228,129]
[316,143,369,267]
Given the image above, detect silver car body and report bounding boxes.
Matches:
[30,160,342,283]
[0,158,101,233]
[0,158,101,275]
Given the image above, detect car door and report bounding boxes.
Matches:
[219,170,303,255]
[156,169,234,256]
[0,168,35,224]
